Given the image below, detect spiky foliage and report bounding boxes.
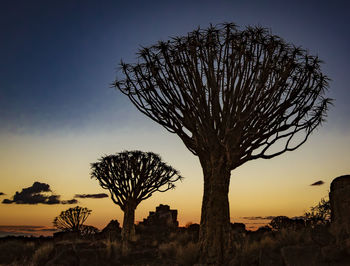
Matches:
[91,150,182,254]
[91,151,182,210]
[114,23,331,163]
[113,22,331,263]
[53,206,91,232]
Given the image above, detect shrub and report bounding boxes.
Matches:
[304,197,331,226]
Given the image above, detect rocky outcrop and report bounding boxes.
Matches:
[100,220,121,240]
[137,204,178,241]
[230,222,246,233]
[139,204,178,228]
[330,175,350,240]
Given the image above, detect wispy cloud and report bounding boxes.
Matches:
[241,216,276,220]
[61,199,78,204]
[2,181,78,205]
[310,180,324,186]
[74,193,108,199]
[0,225,57,237]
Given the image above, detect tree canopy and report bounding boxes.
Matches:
[114,23,331,169]
[90,150,183,211]
[53,206,91,232]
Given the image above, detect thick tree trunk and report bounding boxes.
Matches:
[198,153,232,264]
[122,202,136,255]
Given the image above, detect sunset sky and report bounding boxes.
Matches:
[1,0,349,236]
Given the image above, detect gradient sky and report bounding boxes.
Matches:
[1,0,349,235]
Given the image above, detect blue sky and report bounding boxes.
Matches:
[1,0,349,135]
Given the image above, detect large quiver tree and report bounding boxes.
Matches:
[91,150,182,252]
[114,23,331,263]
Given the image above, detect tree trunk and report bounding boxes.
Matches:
[122,202,136,255]
[198,153,232,264]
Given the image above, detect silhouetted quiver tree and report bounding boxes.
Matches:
[114,23,331,263]
[91,150,182,250]
[53,206,91,232]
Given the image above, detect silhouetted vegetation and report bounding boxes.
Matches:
[53,206,92,233]
[304,197,331,226]
[114,22,332,263]
[2,187,350,266]
[91,150,182,254]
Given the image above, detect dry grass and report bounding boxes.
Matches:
[158,239,199,265]
[176,241,199,265]
[30,243,54,266]
[158,241,178,258]
[0,240,36,265]
[103,239,121,259]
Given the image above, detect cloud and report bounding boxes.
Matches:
[310,180,324,186]
[2,181,78,205]
[241,216,276,220]
[0,225,58,237]
[74,193,108,199]
[0,192,5,196]
[62,199,78,204]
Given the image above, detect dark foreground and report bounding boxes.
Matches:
[1,222,350,266]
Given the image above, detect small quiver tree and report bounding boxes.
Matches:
[90,150,182,253]
[114,23,332,263]
[53,206,92,234]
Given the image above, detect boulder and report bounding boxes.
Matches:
[329,175,350,240]
[100,220,121,240]
[230,222,246,233]
[137,204,179,240]
[139,204,178,228]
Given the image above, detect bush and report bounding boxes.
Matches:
[304,197,331,226]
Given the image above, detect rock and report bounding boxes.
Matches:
[139,204,178,228]
[329,175,350,240]
[100,219,121,240]
[281,245,321,266]
[230,223,246,233]
[137,204,178,241]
